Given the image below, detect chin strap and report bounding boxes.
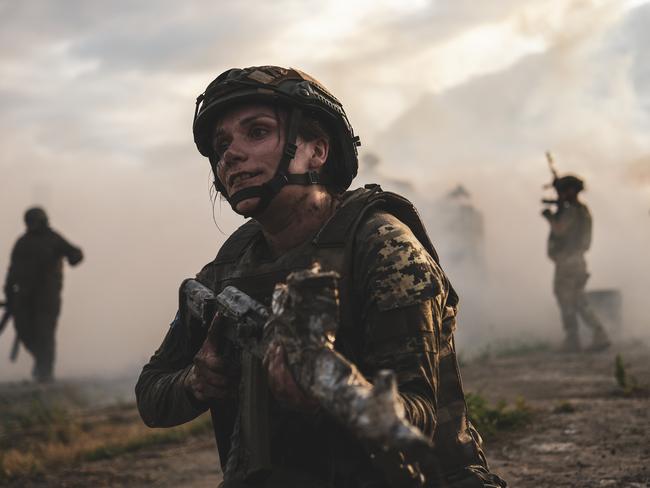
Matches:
[213,106,330,217]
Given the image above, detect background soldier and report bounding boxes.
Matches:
[438,184,486,279]
[3,207,83,382]
[542,175,611,352]
[136,66,506,487]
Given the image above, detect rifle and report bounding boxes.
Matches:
[541,198,560,205]
[0,301,20,362]
[546,151,559,182]
[542,151,561,207]
[180,266,434,487]
[0,302,11,335]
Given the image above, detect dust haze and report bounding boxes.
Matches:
[1,0,649,381]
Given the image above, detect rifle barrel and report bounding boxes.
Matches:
[0,310,11,335]
[545,151,559,180]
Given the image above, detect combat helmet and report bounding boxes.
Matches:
[24,207,49,231]
[193,66,361,214]
[553,174,584,193]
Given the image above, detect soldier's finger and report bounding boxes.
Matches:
[266,345,316,409]
[191,382,206,402]
[262,339,277,368]
[283,365,317,409]
[204,353,227,371]
[196,337,219,357]
[194,352,226,372]
[266,344,285,383]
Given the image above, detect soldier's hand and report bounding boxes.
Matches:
[185,314,231,402]
[264,342,319,413]
[541,208,553,220]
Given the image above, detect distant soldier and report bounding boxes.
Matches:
[542,176,610,352]
[3,207,83,382]
[440,185,486,277]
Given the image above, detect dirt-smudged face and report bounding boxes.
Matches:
[211,103,320,217]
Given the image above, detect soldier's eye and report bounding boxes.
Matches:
[250,126,269,139]
[213,140,230,156]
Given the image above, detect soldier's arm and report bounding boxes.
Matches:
[548,207,576,236]
[362,302,439,436]
[53,231,83,266]
[135,312,209,427]
[353,212,442,437]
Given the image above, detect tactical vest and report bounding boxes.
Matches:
[203,184,439,360]
[201,185,441,487]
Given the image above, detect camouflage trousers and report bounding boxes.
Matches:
[553,261,605,339]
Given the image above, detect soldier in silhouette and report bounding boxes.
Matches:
[4,207,83,382]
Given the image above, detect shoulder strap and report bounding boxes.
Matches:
[213,219,262,265]
[364,188,440,264]
[313,186,382,248]
[321,184,439,263]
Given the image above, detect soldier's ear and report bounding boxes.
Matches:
[308,137,329,170]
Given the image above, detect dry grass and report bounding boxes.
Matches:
[0,395,212,481]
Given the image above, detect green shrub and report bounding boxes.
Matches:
[614,354,639,395]
[466,392,533,439]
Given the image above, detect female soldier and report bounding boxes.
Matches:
[136,66,505,488]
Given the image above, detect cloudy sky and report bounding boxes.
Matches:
[1,0,649,379]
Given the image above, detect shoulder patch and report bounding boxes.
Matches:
[358,212,443,311]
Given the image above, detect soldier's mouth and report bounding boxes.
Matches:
[228,171,263,189]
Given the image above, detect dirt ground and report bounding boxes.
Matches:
[2,340,648,488]
[463,340,650,488]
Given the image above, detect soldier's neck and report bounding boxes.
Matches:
[258,190,337,258]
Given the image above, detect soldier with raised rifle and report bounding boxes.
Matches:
[136,66,506,488]
[542,154,611,352]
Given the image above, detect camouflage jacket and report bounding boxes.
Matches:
[547,200,592,265]
[136,187,488,487]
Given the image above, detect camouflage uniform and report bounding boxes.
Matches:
[546,200,609,350]
[136,188,505,487]
[4,215,83,382]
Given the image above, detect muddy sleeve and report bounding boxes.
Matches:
[353,212,445,437]
[136,312,209,427]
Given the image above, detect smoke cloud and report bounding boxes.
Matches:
[1,0,649,380]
